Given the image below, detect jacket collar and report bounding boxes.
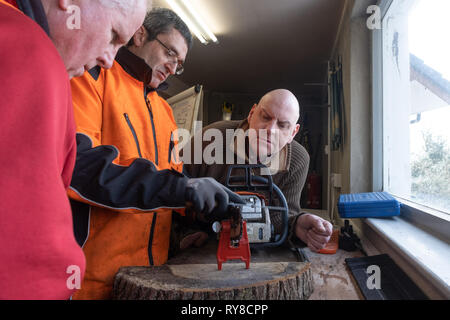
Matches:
[17,0,50,36]
[115,46,168,93]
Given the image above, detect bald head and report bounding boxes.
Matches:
[247,89,301,157]
[258,89,300,124]
[99,0,150,10]
[42,0,148,77]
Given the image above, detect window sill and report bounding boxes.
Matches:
[362,210,450,299]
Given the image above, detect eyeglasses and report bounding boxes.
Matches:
[155,38,184,75]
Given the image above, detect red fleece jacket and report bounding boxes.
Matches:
[0,1,85,299]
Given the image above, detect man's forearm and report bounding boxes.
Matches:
[69,133,189,212]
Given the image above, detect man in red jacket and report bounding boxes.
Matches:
[0,0,147,299]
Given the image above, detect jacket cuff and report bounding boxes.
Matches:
[173,173,188,206]
[287,212,307,248]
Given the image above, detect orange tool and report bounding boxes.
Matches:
[217,220,250,270]
[318,229,339,254]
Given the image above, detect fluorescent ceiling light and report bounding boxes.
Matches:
[166,0,218,44]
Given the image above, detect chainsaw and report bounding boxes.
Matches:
[213,164,289,270]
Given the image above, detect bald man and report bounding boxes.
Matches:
[179,89,333,254]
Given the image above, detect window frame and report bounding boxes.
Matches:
[372,0,450,230]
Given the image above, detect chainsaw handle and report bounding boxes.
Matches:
[225,164,273,193]
[225,172,289,248]
[253,181,289,249]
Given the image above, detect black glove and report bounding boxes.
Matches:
[185,177,244,220]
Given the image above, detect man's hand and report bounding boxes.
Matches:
[180,231,209,250]
[295,214,333,252]
[185,177,245,220]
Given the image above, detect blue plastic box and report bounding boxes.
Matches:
[337,192,401,218]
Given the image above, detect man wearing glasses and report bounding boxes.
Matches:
[69,8,242,300]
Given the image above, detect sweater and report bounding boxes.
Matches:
[183,119,310,245]
[0,0,85,299]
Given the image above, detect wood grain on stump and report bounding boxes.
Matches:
[112,261,313,300]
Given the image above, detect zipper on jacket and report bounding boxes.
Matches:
[168,132,174,163]
[123,113,143,158]
[147,212,157,265]
[144,90,159,166]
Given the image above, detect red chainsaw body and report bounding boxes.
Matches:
[217,220,251,270]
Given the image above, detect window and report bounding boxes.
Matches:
[377,0,450,215]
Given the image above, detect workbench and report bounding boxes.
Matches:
[305,246,366,299]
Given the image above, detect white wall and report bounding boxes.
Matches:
[328,0,377,225]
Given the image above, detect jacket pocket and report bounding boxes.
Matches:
[123,113,143,158]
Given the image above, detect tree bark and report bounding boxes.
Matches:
[112,261,313,300]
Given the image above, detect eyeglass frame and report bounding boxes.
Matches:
[155,38,184,75]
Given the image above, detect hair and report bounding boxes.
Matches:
[127,7,193,50]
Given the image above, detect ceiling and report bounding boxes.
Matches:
[153,0,346,102]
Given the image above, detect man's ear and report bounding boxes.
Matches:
[247,103,258,122]
[288,124,300,144]
[132,26,147,48]
[58,0,71,11]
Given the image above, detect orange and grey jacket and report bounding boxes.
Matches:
[69,47,188,299]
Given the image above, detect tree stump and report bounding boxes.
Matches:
[112,261,313,300]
